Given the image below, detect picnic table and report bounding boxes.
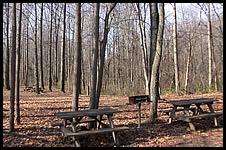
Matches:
[53,108,129,147]
[165,98,223,131]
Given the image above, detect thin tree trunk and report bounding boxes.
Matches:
[25,16,29,87]
[207,3,213,91]
[136,3,149,95]
[149,3,159,97]
[185,37,192,93]
[40,3,44,90]
[89,3,100,110]
[15,3,23,125]
[49,3,53,92]
[5,3,10,90]
[173,3,180,95]
[9,3,17,132]
[34,4,40,94]
[96,3,116,108]
[72,3,81,111]
[60,3,66,93]
[149,3,164,121]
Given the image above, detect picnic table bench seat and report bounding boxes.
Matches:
[62,126,129,137]
[160,107,197,115]
[174,112,223,131]
[52,118,107,127]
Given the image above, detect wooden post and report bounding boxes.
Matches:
[138,103,141,128]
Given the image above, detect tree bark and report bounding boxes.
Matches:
[40,3,45,90]
[207,3,213,91]
[15,3,23,125]
[60,3,66,93]
[173,3,180,95]
[72,3,81,111]
[96,3,116,108]
[149,3,164,121]
[34,4,40,94]
[4,3,10,90]
[89,3,100,110]
[49,3,53,92]
[9,3,17,132]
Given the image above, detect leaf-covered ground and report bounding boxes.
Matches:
[3,88,223,147]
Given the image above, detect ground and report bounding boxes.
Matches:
[3,88,223,147]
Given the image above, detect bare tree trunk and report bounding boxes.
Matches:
[149,3,164,121]
[40,3,44,90]
[173,3,180,95]
[9,3,17,132]
[207,3,213,91]
[72,3,81,111]
[136,3,149,95]
[4,3,10,90]
[149,3,159,97]
[96,3,116,108]
[185,37,192,93]
[25,16,29,88]
[60,3,66,93]
[89,3,100,110]
[49,3,53,92]
[34,4,40,94]
[15,3,23,125]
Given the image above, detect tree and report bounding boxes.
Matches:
[173,3,180,95]
[15,3,23,125]
[96,3,117,108]
[49,3,53,92]
[149,3,164,121]
[207,3,213,91]
[60,3,66,93]
[4,3,10,90]
[34,3,40,94]
[89,3,100,110]
[40,3,45,90]
[9,3,17,132]
[72,3,82,111]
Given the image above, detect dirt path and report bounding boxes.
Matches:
[3,89,223,147]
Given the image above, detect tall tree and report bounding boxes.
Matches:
[135,3,149,95]
[34,3,40,94]
[149,3,164,121]
[40,3,44,89]
[9,3,17,132]
[72,3,82,111]
[49,3,53,92]
[4,3,10,90]
[207,3,213,91]
[173,3,180,95]
[60,3,66,93]
[89,3,100,109]
[95,3,116,108]
[15,3,23,125]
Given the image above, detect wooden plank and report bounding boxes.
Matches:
[64,127,129,137]
[160,107,196,113]
[186,112,223,119]
[169,98,217,106]
[52,118,107,127]
[55,108,120,119]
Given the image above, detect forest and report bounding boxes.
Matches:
[3,3,223,147]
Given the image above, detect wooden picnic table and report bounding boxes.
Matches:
[167,98,223,131]
[53,108,129,147]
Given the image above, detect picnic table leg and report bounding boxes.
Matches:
[195,104,204,114]
[188,121,196,131]
[138,103,141,128]
[169,106,177,124]
[206,103,218,126]
[107,115,119,147]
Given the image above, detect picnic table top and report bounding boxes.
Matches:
[55,108,120,119]
[169,98,217,106]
